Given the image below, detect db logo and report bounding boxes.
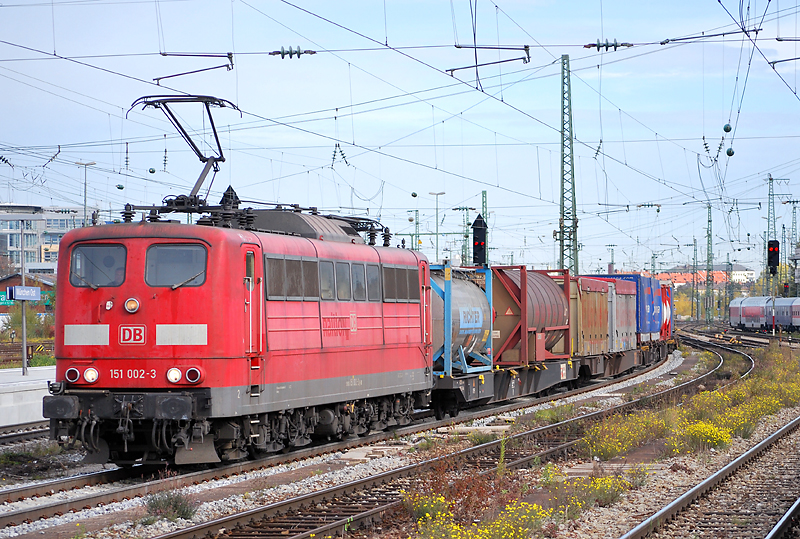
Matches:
[119,325,146,345]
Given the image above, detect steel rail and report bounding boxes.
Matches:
[0,422,49,445]
[765,495,800,539]
[0,421,49,435]
[0,428,48,445]
[0,468,131,505]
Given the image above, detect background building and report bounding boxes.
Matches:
[0,204,92,276]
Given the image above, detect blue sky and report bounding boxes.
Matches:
[1,0,799,274]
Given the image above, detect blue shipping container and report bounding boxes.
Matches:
[650,277,662,340]
[593,274,655,341]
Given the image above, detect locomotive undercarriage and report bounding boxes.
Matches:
[46,389,421,466]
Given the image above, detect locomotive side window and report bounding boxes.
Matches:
[352,264,366,301]
[145,244,207,287]
[302,260,319,300]
[319,261,335,300]
[336,262,351,300]
[70,244,126,288]
[408,266,421,302]
[265,256,285,299]
[383,267,396,302]
[285,258,303,299]
[367,265,381,302]
[395,268,408,300]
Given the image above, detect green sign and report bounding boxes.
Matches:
[0,291,14,306]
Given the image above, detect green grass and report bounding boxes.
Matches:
[0,354,55,369]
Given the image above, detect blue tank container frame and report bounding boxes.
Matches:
[429,261,493,377]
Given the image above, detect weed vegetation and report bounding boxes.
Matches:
[583,343,800,459]
[404,344,799,537]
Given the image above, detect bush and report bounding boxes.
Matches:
[403,491,450,522]
[533,404,575,425]
[407,494,551,539]
[585,475,630,506]
[669,420,731,453]
[145,490,198,521]
[467,431,497,446]
[1,304,53,340]
[582,410,669,461]
[414,436,438,452]
[625,464,652,489]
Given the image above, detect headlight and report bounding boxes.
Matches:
[166,367,182,383]
[83,368,99,384]
[65,367,80,383]
[124,298,140,313]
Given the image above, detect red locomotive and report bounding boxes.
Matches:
[43,96,676,466]
[46,212,431,465]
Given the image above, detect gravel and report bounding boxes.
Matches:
[0,451,411,538]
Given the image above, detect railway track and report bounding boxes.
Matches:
[613,338,800,538]
[765,495,800,539]
[146,343,733,539]
[620,411,800,538]
[0,353,680,531]
[0,340,54,365]
[0,421,49,445]
[679,319,800,349]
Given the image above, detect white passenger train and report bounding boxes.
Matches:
[729,296,800,331]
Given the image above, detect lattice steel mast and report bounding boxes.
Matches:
[705,204,713,325]
[559,55,578,275]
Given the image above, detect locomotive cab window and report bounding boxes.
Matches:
[381,265,419,303]
[70,244,127,288]
[145,244,207,288]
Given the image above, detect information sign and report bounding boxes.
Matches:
[6,286,42,301]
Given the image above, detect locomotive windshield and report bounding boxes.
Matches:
[70,244,126,288]
[145,244,207,288]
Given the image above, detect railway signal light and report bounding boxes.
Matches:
[767,240,779,275]
[472,214,487,265]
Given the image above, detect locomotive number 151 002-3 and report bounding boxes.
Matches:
[110,369,157,380]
